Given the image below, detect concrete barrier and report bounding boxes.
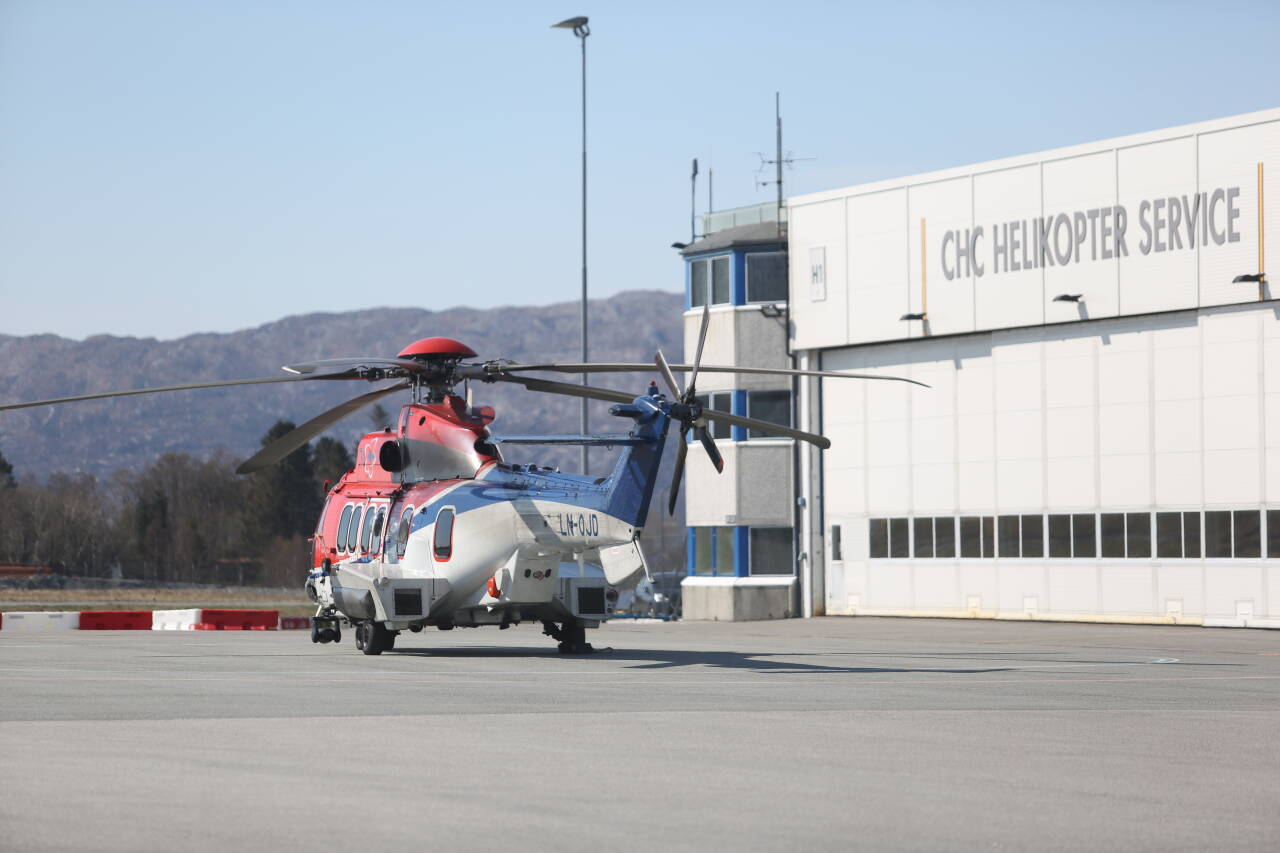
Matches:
[1,611,79,631]
[151,608,202,630]
[194,609,278,630]
[78,611,153,630]
[0,608,284,631]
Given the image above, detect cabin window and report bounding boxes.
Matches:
[370,508,386,555]
[433,507,455,560]
[393,507,414,561]
[346,506,363,552]
[336,505,354,553]
[359,506,378,553]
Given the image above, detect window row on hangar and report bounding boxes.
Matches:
[854,509,1280,560]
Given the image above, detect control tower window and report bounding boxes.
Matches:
[746,251,788,303]
[693,392,732,440]
[746,390,791,438]
[689,256,732,307]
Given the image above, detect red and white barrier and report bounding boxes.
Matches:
[151,608,203,630]
[0,611,79,632]
[0,608,283,631]
[79,610,153,630]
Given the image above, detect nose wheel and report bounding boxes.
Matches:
[355,620,395,655]
[309,615,342,644]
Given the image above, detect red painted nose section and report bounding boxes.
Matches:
[398,337,478,359]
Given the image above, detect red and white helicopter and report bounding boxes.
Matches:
[0,308,921,654]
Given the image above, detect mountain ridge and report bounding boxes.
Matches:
[0,290,684,478]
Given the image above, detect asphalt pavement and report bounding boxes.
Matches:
[1,617,1277,852]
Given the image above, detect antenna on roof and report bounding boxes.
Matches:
[755,92,813,240]
[689,158,699,244]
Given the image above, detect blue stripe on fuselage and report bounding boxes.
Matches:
[408,467,617,532]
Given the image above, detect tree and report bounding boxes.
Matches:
[312,436,354,489]
[0,449,14,489]
[368,403,392,431]
[243,420,322,548]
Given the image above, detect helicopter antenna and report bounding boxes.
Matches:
[754,92,813,240]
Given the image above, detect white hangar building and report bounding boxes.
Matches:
[682,107,1279,628]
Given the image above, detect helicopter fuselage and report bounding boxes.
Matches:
[306,391,668,636]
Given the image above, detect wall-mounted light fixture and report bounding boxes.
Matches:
[759,304,786,318]
[1233,273,1265,283]
[1053,293,1083,303]
[899,312,926,321]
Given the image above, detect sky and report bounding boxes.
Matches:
[2,0,1278,341]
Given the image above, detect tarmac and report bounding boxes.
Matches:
[1,616,1277,852]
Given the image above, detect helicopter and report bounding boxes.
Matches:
[0,306,922,654]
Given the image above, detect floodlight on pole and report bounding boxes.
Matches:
[552,15,590,475]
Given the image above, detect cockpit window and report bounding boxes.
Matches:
[336,505,354,553]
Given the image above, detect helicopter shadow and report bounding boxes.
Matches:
[387,645,1229,677]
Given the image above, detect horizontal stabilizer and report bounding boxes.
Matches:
[488,434,646,447]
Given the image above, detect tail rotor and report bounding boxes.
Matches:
[657,305,724,515]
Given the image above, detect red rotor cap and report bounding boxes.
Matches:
[397,337,478,359]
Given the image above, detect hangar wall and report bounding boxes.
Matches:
[819,302,1280,627]
[786,108,1280,627]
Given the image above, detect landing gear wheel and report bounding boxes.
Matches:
[311,616,341,644]
[553,619,594,655]
[358,620,393,655]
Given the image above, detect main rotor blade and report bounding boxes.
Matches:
[687,304,711,396]
[695,423,725,473]
[485,362,929,388]
[236,381,412,475]
[668,434,687,516]
[283,357,427,375]
[653,349,683,398]
[0,373,359,414]
[486,374,637,405]
[699,409,832,450]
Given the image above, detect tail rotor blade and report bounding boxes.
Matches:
[653,349,683,398]
[695,423,725,473]
[687,304,711,397]
[668,434,688,516]
[699,409,831,450]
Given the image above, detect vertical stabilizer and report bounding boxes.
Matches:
[602,396,672,530]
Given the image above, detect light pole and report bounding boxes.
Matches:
[553,15,590,475]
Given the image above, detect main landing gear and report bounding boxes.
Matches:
[355,620,396,655]
[542,619,594,655]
